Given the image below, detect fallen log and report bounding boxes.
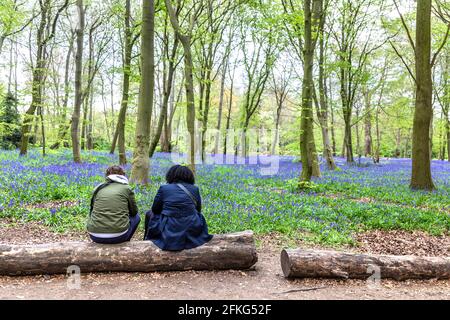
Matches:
[281,248,450,280]
[0,231,257,276]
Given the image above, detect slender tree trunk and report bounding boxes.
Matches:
[161,74,183,152]
[438,110,445,160]
[363,88,372,156]
[51,32,74,150]
[19,5,49,156]
[87,82,94,150]
[70,0,85,163]
[395,128,401,158]
[223,76,234,155]
[214,38,231,155]
[39,106,46,156]
[373,99,381,163]
[271,85,284,155]
[130,0,155,184]
[149,30,179,158]
[165,0,197,173]
[316,14,336,170]
[330,88,336,156]
[183,40,197,172]
[445,53,450,161]
[343,108,354,162]
[355,108,361,157]
[447,119,450,161]
[410,0,434,190]
[111,0,133,164]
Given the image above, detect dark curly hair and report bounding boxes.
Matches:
[106,165,126,177]
[166,165,195,184]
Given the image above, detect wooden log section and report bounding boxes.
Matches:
[281,249,450,280]
[0,231,257,276]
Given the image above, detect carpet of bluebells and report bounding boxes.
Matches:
[0,149,449,246]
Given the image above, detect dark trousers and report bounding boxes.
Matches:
[143,211,154,240]
[90,214,141,244]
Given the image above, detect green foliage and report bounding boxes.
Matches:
[0,92,21,150]
[0,0,26,35]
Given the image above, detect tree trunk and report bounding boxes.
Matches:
[374,102,381,163]
[281,248,450,280]
[271,111,281,155]
[330,88,336,156]
[395,128,401,158]
[214,38,231,155]
[355,107,361,157]
[87,82,94,150]
[111,0,133,164]
[343,111,354,162]
[39,106,46,156]
[70,0,85,163]
[19,4,49,156]
[130,0,155,184]
[223,76,234,155]
[149,29,179,158]
[0,231,257,275]
[444,53,450,161]
[363,88,372,156]
[162,73,183,153]
[51,32,74,150]
[300,0,322,182]
[165,0,197,173]
[315,8,335,170]
[410,0,434,190]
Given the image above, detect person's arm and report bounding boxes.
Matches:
[194,186,202,213]
[128,188,139,217]
[151,186,164,214]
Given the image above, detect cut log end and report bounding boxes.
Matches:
[280,249,292,277]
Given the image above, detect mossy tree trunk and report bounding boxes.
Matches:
[300,0,322,181]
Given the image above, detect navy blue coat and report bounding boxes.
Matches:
[145,183,213,251]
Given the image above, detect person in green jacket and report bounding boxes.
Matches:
[87,166,140,244]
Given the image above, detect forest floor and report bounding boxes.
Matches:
[0,219,449,300]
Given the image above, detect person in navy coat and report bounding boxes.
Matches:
[144,164,213,251]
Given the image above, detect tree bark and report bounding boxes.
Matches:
[315,11,336,170]
[223,73,234,155]
[19,2,49,156]
[111,0,134,164]
[130,0,155,184]
[51,31,74,150]
[300,0,321,181]
[0,231,257,276]
[281,248,450,280]
[70,0,85,163]
[165,0,198,173]
[87,81,94,150]
[363,87,373,156]
[214,30,232,155]
[410,0,435,190]
[38,106,46,156]
[149,21,179,158]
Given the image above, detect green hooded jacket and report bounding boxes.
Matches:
[87,175,138,234]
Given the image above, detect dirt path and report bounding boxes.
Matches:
[0,219,449,300]
[0,249,449,300]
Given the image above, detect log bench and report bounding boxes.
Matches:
[281,248,450,280]
[0,231,257,276]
